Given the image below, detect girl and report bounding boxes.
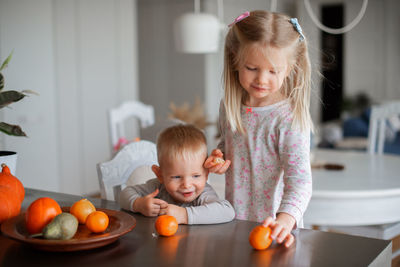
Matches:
[205,10,313,248]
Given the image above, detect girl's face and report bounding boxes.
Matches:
[238,44,290,107]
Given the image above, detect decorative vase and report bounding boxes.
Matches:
[0,151,17,175]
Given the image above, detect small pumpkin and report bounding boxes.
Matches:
[0,164,24,223]
[0,164,25,203]
[0,185,21,223]
[25,197,62,234]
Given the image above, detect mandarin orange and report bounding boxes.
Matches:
[249,225,273,250]
[155,215,178,237]
[69,198,96,224]
[85,210,109,233]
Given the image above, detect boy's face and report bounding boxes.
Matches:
[153,152,208,203]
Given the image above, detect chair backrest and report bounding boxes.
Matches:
[368,101,400,154]
[108,101,155,152]
[97,140,158,201]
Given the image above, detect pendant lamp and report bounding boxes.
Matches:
[174,0,224,54]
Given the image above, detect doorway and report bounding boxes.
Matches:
[320,4,344,122]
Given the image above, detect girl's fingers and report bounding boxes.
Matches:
[217,160,231,173]
[284,233,295,248]
[204,157,215,168]
[209,164,223,173]
[276,228,289,244]
[208,159,231,174]
[211,149,223,157]
[262,216,275,227]
[270,224,283,240]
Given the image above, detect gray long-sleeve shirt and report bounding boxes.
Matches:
[119,178,235,224]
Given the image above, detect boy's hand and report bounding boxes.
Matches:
[159,204,188,224]
[133,189,168,217]
[204,149,231,174]
[262,213,296,248]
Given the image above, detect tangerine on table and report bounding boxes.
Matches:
[249,225,273,250]
[69,198,96,224]
[155,215,178,237]
[85,211,109,233]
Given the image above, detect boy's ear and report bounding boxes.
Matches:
[151,165,163,183]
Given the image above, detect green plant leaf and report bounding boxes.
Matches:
[0,52,13,71]
[0,122,27,137]
[22,89,39,95]
[0,73,4,91]
[0,90,26,109]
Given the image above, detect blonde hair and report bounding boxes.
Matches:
[224,10,313,134]
[156,124,207,167]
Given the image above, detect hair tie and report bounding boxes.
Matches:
[229,11,250,27]
[290,18,305,41]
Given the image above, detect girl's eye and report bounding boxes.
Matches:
[246,66,256,71]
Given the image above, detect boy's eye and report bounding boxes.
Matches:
[171,176,181,179]
[193,175,201,178]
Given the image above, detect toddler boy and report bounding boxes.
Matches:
[120,124,235,224]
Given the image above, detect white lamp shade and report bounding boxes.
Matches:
[174,13,221,54]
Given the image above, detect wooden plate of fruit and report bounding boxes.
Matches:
[1,207,136,251]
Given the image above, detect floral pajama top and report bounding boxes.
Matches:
[217,100,312,226]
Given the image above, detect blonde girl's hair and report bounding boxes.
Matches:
[156,124,207,167]
[224,10,313,133]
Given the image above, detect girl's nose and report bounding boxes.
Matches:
[256,70,270,85]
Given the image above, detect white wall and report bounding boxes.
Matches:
[0,0,139,195]
[345,0,400,103]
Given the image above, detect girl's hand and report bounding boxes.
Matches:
[133,189,168,217]
[159,204,188,224]
[262,213,296,248]
[204,149,231,174]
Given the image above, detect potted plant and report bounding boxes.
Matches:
[0,52,34,174]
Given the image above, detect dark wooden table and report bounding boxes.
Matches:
[0,188,392,266]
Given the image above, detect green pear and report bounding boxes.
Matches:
[42,212,78,240]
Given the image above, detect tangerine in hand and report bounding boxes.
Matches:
[155,215,178,237]
[70,198,96,224]
[249,225,273,250]
[86,210,109,233]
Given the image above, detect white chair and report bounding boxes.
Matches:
[108,101,155,153]
[368,101,400,154]
[97,140,158,201]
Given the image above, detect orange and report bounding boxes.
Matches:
[85,211,109,233]
[249,225,273,250]
[155,215,178,237]
[70,198,96,224]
